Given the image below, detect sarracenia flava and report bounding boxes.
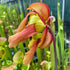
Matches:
[8,2,55,65]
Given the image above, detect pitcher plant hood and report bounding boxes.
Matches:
[8,2,55,65]
[27,2,50,21]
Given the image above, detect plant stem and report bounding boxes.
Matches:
[50,22,55,70]
[36,48,42,63]
[46,24,58,70]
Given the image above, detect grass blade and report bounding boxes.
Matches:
[57,2,64,68]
